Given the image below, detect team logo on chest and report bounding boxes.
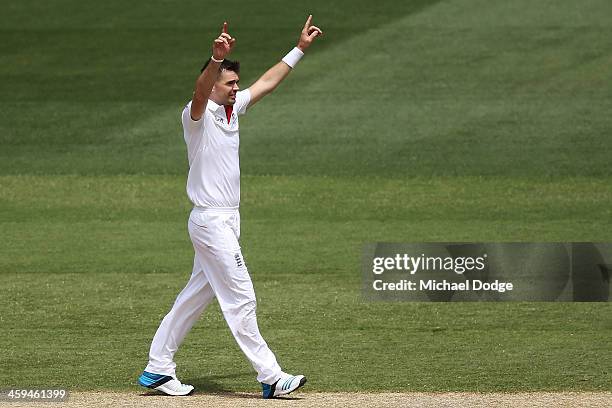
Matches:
[215,109,237,126]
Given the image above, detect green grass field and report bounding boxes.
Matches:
[1,0,611,393]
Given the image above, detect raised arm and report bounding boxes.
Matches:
[190,22,236,121]
[247,15,323,108]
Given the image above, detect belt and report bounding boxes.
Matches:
[192,206,239,214]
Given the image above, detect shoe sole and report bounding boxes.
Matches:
[153,383,194,396]
[139,381,195,396]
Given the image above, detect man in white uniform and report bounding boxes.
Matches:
[138,17,323,399]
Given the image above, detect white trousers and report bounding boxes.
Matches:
[145,207,282,384]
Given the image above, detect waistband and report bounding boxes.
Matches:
[192,206,239,214]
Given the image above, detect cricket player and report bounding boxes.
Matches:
[138,16,323,399]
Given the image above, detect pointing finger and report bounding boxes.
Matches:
[303,14,312,30]
[223,21,228,34]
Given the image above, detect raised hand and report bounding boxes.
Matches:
[297,15,323,52]
[212,22,236,60]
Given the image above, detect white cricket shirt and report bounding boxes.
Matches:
[182,89,251,208]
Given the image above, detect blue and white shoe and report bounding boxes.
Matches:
[262,372,307,399]
[138,371,194,396]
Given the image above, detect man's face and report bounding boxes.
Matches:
[211,69,240,106]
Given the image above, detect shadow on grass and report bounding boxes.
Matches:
[188,371,252,393]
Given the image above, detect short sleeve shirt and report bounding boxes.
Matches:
[182,89,251,208]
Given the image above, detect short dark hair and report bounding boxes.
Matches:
[201,58,240,74]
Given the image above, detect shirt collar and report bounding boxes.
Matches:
[207,99,225,114]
